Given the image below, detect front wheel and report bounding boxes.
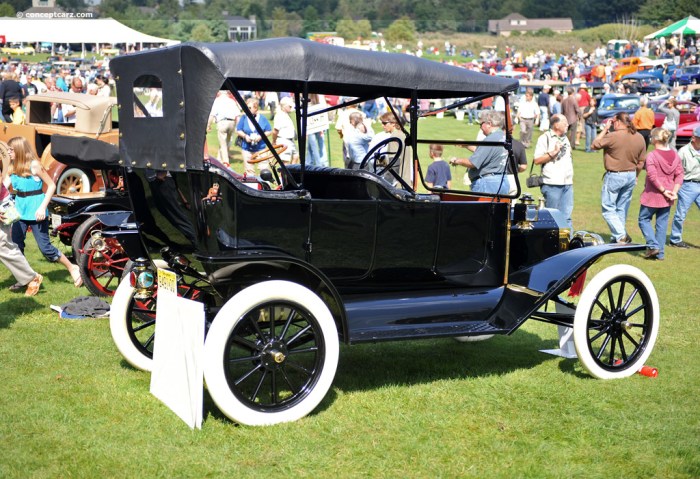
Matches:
[573,265,659,379]
[203,280,339,426]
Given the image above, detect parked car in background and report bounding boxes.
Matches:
[647,100,698,128]
[675,120,700,148]
[618,73,670,97]
[668,65,700,86]
[597,93,641,125]
[1,43,35,55]
[637,58,673,83]
[612,56,645,82]
[0,92,118,194]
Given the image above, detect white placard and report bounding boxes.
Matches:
[150,289,205,429]
[306,105,330,135]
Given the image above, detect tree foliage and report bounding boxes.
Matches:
[336,18,372,40]
[0,3,15,17]
[637,0,700,25]
[385,17,416,43]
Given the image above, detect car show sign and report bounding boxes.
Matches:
[150,276,205,429]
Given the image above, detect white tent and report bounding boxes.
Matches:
[0,17,178,46]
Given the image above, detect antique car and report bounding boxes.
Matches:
[597,93,641,125]
[618,73,670,97]
[107,39,659,426]
[668,65,700,86]
[675,120,700,148]
[47,135,132,296]
[647,99,698,128]
[0,92,118,194]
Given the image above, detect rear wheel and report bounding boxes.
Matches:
[71,216,102,262]
[78,237,130,297]
[203,280,339,426]
[573,265,659,379]
[110,278,157,371]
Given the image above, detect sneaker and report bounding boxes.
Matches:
[669,241,690,249]
[25,274,43,297]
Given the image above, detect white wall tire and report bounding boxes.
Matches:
[110,277,156,372]
[57,168,91,194]
[573,265,659,379]
[454,335,494,343]
[203,280,339,426]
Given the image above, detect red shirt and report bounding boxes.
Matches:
[577,88,591,108]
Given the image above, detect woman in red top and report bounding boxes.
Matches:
[637,128,684,260]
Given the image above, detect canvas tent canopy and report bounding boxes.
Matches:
[0,17,178,45]
[644,15,700,40]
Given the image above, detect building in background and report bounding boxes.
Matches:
[488,13,573,36]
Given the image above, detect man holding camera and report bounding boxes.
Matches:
[533,114,574,231]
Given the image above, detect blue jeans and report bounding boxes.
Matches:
[467,108,479,124]
[670,181,700,243]
[541,184,574,232]
[472,175,509,195]
[12,219,61,262]
[306,132,328,167]
[601,171,637,241]
[638,205,670,258]
[584,124,596,152]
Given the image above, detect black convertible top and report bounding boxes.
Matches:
[111,38,518,171]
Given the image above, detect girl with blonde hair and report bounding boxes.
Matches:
[637,127,684,260]
[3,137,82,286]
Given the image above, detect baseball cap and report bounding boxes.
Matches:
[280,96,295,108]
[693,126,700,137]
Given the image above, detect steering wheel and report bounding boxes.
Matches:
[359,137,403,180]
[249,144,288,164]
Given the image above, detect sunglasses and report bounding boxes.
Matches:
[381,121,394,125]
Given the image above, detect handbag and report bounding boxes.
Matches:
[0,196,20,225]
[662,116,677,131]
[525,157,544,188]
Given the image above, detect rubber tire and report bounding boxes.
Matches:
[110,278,155,372]
[71,216,102,263]
[78,237,129,297]
[573,265,659,379]
[203,280,339,426]
[57,168,91,195]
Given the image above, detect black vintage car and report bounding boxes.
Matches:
[107,39,659,426]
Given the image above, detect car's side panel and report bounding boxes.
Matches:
[309,201,376,279]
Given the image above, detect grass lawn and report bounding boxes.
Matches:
[1,116,699,478]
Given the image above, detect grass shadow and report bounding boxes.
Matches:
[0,296,43,328]
[332,328,557,393]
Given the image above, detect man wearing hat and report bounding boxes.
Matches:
[669,126,700,248]
[272,96,299,164]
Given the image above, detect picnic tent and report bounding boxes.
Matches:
[644,15,700,40]
[0,17,178,50]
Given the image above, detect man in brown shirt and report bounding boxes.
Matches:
[561,87,581,149]
[591,112,647,243]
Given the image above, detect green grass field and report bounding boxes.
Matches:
[1,117,699,478]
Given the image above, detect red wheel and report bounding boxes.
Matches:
[78,237,131,297]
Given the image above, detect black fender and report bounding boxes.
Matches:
[204,254,349,342]
[489,243,644,331]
